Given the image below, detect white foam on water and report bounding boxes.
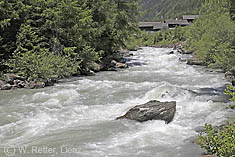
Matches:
[32,89,79,103]
[78,120,197,157]
[0,47,233,157]
[143,81,194,102]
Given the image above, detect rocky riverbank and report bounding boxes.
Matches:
[0,74,47,90]
[0,50,130,90]
[161,42,235,86]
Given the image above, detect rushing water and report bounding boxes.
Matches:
[0,47,234,157]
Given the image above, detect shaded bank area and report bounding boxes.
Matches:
[0,47,234,157]
[0,50,130,90]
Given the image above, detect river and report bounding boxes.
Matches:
[0,47,234,157]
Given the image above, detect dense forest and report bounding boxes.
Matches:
[0,0,139,83]
[139,0,202,21]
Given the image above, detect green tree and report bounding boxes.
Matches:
[0,0,29,71]
[1,0,139,82]
[86,0,139,55]
[184,0,235,71]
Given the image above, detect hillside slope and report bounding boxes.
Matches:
[139,0,202,21]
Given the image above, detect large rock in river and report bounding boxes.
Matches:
[116,100,176,124]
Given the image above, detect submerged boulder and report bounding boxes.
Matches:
[116,100,176,124]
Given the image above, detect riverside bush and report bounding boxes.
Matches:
[224,86,235,102]
[6,50,77,81]
[197,122,235,157]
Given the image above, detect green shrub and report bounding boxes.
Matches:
[224,86,235,101]
[79,46,103,68]
[197,122,235,157]
[6,49,77,81]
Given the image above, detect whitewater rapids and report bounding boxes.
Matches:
[0,47,234,157]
